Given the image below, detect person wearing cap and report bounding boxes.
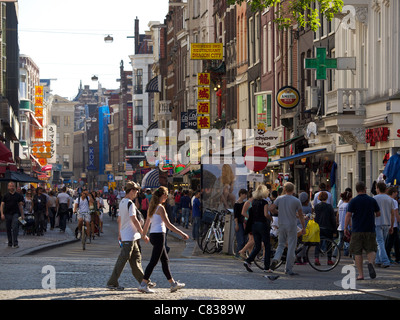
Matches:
[107,181,154,291]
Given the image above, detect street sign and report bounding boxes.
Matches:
[305,47,337,80]
[247,173,264,183]
[244,146,269,172]
[107,174,114,182]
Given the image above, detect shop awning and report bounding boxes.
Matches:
[141,169,160,189]
[145,76,160,93]
[0,142,13,162]
[273,148,327,163]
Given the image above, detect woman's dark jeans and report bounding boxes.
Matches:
[246,221,271,270]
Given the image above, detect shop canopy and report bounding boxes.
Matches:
[0,170,42,183]
[272,148,327,163]
[141,169,160,189]
[0,142,13,163]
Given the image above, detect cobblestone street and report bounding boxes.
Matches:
[1,211,400,301]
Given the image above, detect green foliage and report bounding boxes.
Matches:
[226,0,343,31]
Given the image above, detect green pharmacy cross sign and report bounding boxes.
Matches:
[305,47,337,80]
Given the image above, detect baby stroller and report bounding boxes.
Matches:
[22,213,35,235]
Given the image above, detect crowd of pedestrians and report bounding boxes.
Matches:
[233,180,400,280]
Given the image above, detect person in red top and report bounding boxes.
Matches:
[107,190,118,217]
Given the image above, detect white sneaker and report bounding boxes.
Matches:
[170,280,185,292]
[138,284,155,294]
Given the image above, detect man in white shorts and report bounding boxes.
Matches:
[74,189,91,240]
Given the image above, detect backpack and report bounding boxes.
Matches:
[141,197,149,210]
[128,200,144,223]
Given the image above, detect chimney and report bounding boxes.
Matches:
[135,17,139,54]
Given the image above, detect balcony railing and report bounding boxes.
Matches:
[159,100,171,115]
[325,88,367,116]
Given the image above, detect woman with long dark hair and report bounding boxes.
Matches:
[138,187,189,294]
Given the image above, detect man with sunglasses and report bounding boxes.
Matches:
[107,181,153,291]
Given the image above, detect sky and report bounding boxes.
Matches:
[18,0,169,100]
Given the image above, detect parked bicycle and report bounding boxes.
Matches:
[200,209,228,254]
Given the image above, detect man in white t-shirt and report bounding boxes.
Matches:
[313,183,333,207]
[56,187,70,232]
[73,189,91,240]
[106,181,151,291]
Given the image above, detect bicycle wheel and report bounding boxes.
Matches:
[197,227,208,251]
[81,225,86,250]
[306,239,340,272]
[202,229,217,254]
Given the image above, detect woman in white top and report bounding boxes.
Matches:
[139,186,189,294]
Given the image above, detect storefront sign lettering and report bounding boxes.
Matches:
[365,127,389,146]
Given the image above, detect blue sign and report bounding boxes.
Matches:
[108,174,114,182]
[187,109,197,130]
[87,147,97,171]
[181,112,188,129]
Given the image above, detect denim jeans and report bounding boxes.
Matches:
[5,213,20,246]
[172,205,180,224]
[235,222,246,254]
[182,208,190,228]
[246,221,271,270]
[192,216,201,240]
[334,230,349,257]
[375,225,391,266]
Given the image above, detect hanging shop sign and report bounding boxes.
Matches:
[276,86,300,110]
[190,43,223,60]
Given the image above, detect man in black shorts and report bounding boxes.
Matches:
[345,181,380,280]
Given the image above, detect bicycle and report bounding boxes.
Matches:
[74,211,91,250]
[201,209,227,254]
[197,208,217,252]
[249,235,340,272]
[110,204,118,221]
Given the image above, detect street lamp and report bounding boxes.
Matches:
[104,35,114,43]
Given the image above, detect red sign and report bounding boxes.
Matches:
[244,146,269,172]
[365,127,389,146]
[127,131,133,149]
[127,106,133,129]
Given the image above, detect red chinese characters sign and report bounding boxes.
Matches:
[127,131,133,149]
[127,106,133,129]
[197,116,210,129]
[197,73,210,86]
[365,127,389,146]
[198,87,210,100]
[197,101,210,115]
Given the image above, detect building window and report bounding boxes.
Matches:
[63,154,70,170]
[63,133,70,146]
[135,131,143,150]
[268,22,272,72]
[249,17,254,65]
[255,13,260,63]
[134,69,143,94]
[52,116,60,127]
[64,116,70,127]
[134,100,143,125]
[263,25,267,74]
